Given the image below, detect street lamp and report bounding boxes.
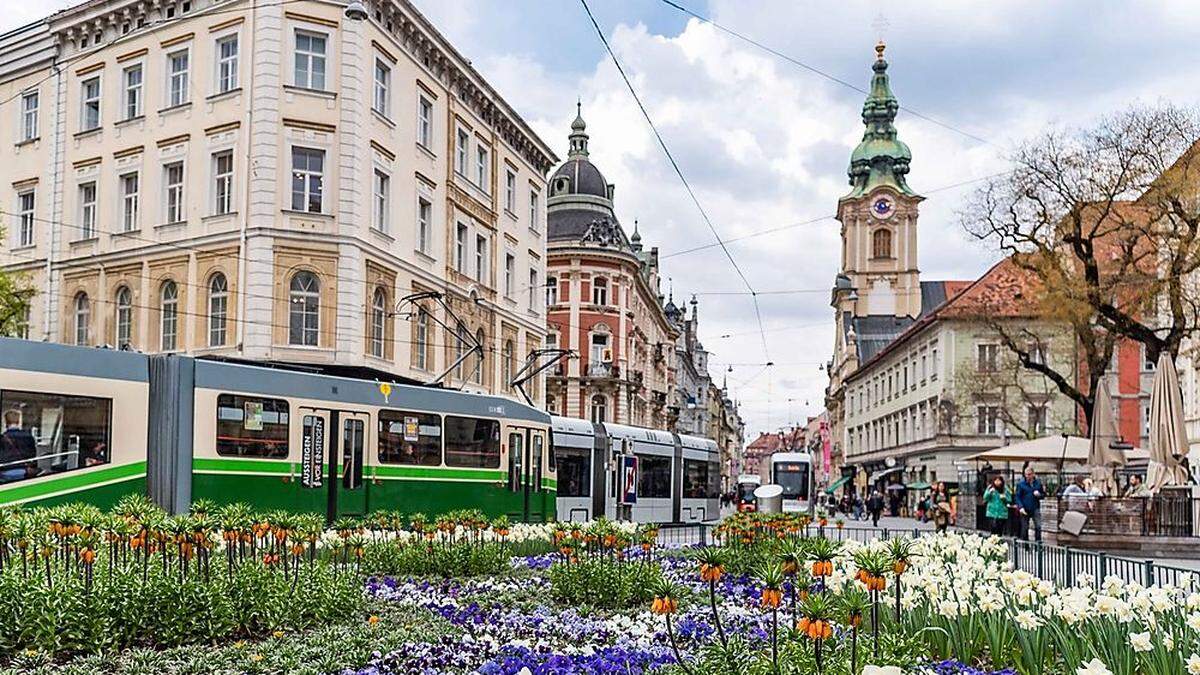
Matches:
[344,0,368,21]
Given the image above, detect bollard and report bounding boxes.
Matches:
[1036,543,1045,578]
[1144,560,1155,587]
[1098,551,1108,580]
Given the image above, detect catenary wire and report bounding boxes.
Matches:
[578,0,771,361]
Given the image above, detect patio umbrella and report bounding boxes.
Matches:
[1147,352,1190,493]
[1086,382,1123,496]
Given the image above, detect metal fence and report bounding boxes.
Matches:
[657,521,1197,590]
[1009,538,1195,588]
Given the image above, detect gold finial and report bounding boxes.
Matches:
[875,40,886,61]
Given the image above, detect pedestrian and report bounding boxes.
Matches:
[1015,467,1045,542]
[867,489,884,527]
[983,475,1010,536]
[1125,474,1150,498]
[930,482,951,533]
[853,492,864,520]
[1,411,35,483]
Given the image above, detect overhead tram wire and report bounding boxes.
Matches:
[656,0,998,150]
[578,0,770,360]
[660,170,1015,260]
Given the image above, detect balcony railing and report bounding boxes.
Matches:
[587,362,616,378]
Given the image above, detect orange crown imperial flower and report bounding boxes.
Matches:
[651,596,678,615]
[760,588,783,609]
[699,563,724,583]
[811,560,833,577]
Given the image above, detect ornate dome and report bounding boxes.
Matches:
[550,158,610,199]
[549,103,611,199]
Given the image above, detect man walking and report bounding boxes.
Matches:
[1015,467,1044,542]
[867,489,884,527]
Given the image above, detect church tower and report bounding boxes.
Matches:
[832,42,923,322]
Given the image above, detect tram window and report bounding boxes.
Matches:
[682,459,712,499]
[378,410,441,465]
[444,417,500,468]
[0,390,111,484]
[637,455,671,499]
[556,449,589,497]
[215,394,289,458]
[531,434,543,492]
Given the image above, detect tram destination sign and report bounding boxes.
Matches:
[619,455,638,505]
[301,416,325,488]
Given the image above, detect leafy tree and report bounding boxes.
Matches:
[0,225,35,338]
[962,103,1200,425]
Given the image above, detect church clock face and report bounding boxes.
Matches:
[870,195,895,220]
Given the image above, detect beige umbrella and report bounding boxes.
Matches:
[1087,382,1124,496]
[1147,351,1191,493]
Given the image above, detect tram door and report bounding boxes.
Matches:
[506,427,548,522]
[336,413,370,518]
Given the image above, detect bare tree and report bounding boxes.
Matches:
[962,103,1200,425]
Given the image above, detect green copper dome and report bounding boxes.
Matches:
[845,43,915,198]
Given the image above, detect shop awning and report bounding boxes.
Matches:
[824,475,852,494]
[907,481,932,490]
[870,466,903,482]
[960,436,1148,464]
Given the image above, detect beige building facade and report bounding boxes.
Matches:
[0,0,556,399]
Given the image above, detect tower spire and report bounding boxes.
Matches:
[845,41,915,198]
[568,100,589,158]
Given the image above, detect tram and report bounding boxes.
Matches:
[551,415,720,524]
[769,451,814,513]
[0,338,554,522]
[0,338,724,524]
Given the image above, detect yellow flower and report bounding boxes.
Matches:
[368,615,380,625]
[272,630,285,639]
[250,654,264,662]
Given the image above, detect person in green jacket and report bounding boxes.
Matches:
[983,475,1010,536]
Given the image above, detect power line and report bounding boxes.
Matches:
[656,0,998,149]
[578,0,770,360]
[660,170,1014,260]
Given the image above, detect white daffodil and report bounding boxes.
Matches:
[1076,658,1113,675]
[1015,610,1042,630]
[1187,654,1200,675]
[1129,631,1153,653]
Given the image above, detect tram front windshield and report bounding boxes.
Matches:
[738,483,758,503]
[774,463,810,500]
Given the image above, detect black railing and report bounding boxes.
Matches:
[1009,538,1194,588]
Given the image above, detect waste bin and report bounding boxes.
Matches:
[755,484,783,514]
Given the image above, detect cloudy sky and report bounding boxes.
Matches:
[5,1,1199,438]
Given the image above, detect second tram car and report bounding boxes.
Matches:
[770,452,814,513]
[550,415,720,524]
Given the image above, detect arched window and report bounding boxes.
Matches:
[527,350,540,398]
[208,273,228,348]
[288,271,320,346]
[502,339,514,389]
[73,292,90,345]
[455,322,468,380]
[160,281,178,351]
[115,287,133,349]
[592,277,608,306]
[370,286,387,358]
[473,329,486,384]
[872,228,892,259]
[590,394,607,423]
[414,309,429,370]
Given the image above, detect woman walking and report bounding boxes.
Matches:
[983,476,1010,536]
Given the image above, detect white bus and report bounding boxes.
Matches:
[770,452,813,513]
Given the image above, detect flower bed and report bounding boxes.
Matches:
[6,506,1199,675]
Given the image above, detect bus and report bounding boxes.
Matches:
[770,452,813,513]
